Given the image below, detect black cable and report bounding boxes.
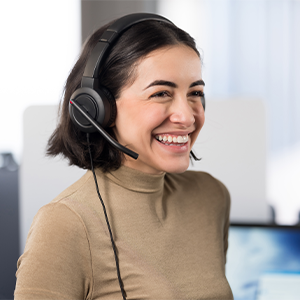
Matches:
[86,133,126,300]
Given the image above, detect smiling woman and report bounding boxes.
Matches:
[14,13,233,300]
[114,45,205,174]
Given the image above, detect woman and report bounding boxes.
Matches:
[15,13,233,300]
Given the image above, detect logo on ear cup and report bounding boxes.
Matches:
[69,87,116,132]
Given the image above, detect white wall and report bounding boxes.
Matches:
[189,98,271,223]
[0,0,81,162]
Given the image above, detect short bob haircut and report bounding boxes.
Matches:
[47,18,201,172]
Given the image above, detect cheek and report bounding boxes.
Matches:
[116,100,165,134]
[115,99,138,128]
[114,105,149,145]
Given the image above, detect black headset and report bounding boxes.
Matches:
[69,13,175,160]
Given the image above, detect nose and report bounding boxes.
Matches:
[169,96,195,127]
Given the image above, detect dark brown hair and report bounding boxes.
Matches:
[47,18,200,172]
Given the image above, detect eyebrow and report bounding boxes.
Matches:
[144,79,205,90]
[190,80,205,87]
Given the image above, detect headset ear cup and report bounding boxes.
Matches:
[69,87,106,132]
[69,86,117,132]
[101,87,116,127]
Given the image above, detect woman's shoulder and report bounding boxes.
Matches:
[27,199,90,249]
[16,198,93,300]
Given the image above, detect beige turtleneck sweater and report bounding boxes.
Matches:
[15,166,233,300]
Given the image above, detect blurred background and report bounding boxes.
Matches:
[0,0,299,299]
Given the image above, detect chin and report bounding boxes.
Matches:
[160,158,190,174]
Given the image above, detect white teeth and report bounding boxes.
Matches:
[177,136,183,143]
[155,134,189,144]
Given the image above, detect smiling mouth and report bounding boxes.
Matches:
[154,134,189,146]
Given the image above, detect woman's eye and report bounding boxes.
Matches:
[150,91,170,98]
[191,91,205,97]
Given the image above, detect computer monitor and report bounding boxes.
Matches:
[226,223,300,300]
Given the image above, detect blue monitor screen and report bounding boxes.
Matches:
[226,224,300,300]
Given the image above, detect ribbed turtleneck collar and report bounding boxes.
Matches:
[98,165,165,193]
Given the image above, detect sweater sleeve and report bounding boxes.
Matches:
[14,202,93,300]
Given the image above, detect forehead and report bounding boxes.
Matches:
[135,45,202,83]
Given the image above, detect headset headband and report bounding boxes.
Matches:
[81,13,173,88]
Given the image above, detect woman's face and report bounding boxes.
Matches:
[113,45,205,174]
